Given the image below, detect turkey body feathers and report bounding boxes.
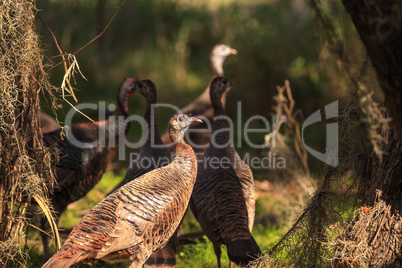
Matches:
[42,77,136,208]
[189,77,260,267]
[107,79,175,267]
[191,155,260,267]
[43,157,196,267]
[191,169,249,237]
[44,124,114,205]
[43,114,200,268]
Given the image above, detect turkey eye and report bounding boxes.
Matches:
[179,117,184,122]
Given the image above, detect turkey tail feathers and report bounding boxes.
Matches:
[224,235,261,267]
[41,250,86,268]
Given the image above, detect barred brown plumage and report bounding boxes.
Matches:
[189,77,261,267]
[160,44,237,159]
[108,80,176,267]
[41,114,201,268]
[36,78,137,258]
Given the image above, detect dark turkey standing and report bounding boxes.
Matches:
[110,80,171,192]
[161,44,237,158]
[190,77,261,267]
[38,78,136,257]
[42,114,202,268]
[108,80,176,267]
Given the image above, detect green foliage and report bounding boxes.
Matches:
[27,169,292,267]
[36,0,332,123]
[27,0,368,266]
[178,237,229,268]
[34,0,354,180]
[177,224,288,268]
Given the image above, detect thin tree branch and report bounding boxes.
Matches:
[42,0,127,73]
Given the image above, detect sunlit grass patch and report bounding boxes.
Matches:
[28,168,297,267]
[177,236,230,268]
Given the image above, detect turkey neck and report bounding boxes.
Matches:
[210,90,231,150]
[115,85,132,118]
[211,56,225,78]
[111,86,132,143]
[173,138,197,173]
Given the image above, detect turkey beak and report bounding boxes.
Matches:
[188,117,202,126]
[231,48,238,55]
[124,78,136,91]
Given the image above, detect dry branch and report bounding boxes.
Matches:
[38,0,127,123]
[273,80,310,178]
[261,80,314,206]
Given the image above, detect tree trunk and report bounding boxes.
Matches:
[332,0,402,267]
[260,1,402,266]
[342,0,402,143]
[332,1,402,266]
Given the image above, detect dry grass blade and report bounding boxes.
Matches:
[43,0,127,73]
[38,0,128,123]
[60,54,93,122]
[264,80,311,187]
[38,15,93,122]
[32,195,61,250]
[60,54,87,102]
[73,0,127,55]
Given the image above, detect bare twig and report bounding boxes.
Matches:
[274,80,310,177]
[73,0,127,55]
[44,0,127,73]
[37,0,128,123]
[37,15,78,102]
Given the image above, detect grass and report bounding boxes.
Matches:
[26,169,293,267]
[177,218,288,268]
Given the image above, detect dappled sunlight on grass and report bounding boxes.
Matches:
[28,168,297,267]
[178,237,230,268]
[176,223,289,267]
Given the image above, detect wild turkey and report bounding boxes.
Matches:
[161,44,237,158]
[110,79,171,192]
[38,78,137,257]
[189,77,261,267]
[108,79,175,267]
[42,114,201,268]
